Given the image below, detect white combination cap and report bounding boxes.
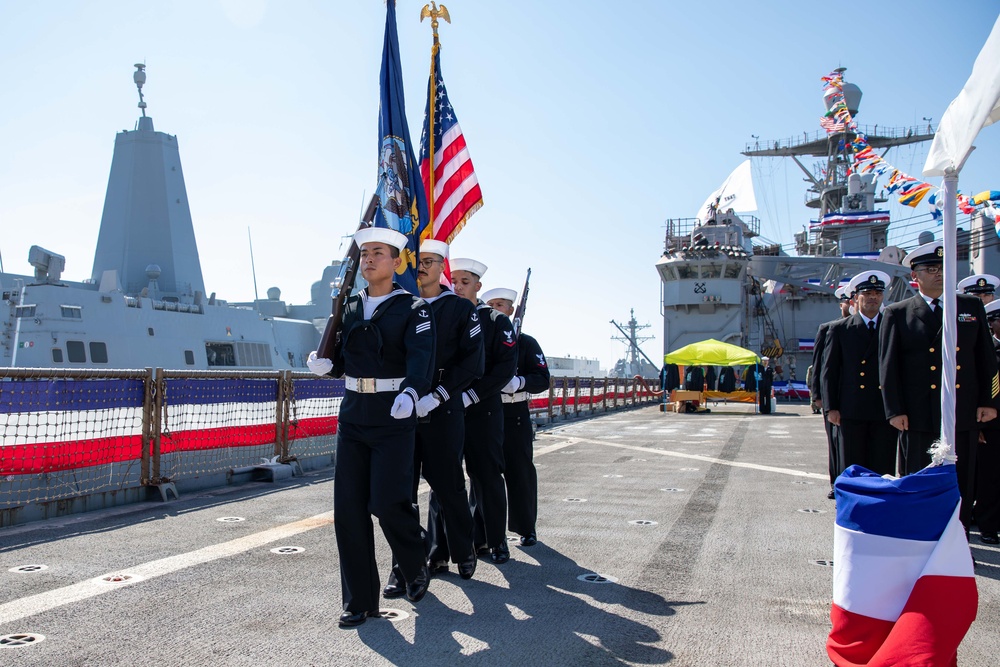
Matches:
[958,273,1000,294]
[354,227,408,252]
[986,300,1000,319]
[419,239,449,259]
[834,285,849,300]
[848,270,890,294]
[450,258,488,278]
[902,240,944,268]
[482,288,517,303]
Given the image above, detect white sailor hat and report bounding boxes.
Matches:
[419,239,450,259]
[353,227,408,252]
[958,273,999,295]
[482,288,517,303]
[902,240,944,268]
[986,300,1000,320]
[834,285,850,301]
[848,270,890,294]
[761,356,769,361]
[450,258,488,278]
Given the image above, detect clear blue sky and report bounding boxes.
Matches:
[1,1,998,370]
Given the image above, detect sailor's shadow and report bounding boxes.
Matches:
[357,542,704,664]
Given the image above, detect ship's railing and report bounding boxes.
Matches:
[663,215,761,249]
[529,376,661,422]
[743,124,934,154]
[0,368,659,524]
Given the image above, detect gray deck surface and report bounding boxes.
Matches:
[1,403,997,666]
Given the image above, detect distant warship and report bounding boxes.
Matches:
[0,65,334,370]
[656,69,1000,381]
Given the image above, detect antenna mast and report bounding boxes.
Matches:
[248,227,260,310]
[610,309,657,372]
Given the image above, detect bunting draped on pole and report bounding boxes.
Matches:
[419,3,484,246]
[373,0,431,294]
[828,465,977,667]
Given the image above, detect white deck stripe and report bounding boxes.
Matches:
[539,435,827,480]
[0,511,334,625]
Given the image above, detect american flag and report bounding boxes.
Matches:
[820,116,846,133]
[419,51,483,244]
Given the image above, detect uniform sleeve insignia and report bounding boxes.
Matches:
[958,313,977,323]
[536,353,547,367]
[418,308,429,318]
[502,330,516,347]
[471,312,479,322]
[993,372,999,399]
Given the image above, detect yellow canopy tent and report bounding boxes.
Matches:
[665,339,760,405]
[664,339,759,367]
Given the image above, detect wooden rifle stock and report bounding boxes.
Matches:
[315,195,381,362]
[512,268,531,336]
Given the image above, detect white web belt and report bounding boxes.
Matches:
[344,376,405,393]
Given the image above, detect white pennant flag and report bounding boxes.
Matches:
[924,14,1000,177]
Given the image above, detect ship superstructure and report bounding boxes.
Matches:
[0,65,325,370]
[657,69,1000,380]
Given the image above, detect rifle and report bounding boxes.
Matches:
[512,268,531,336]
[315,195,381,362]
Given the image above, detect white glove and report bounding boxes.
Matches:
[415,394,441,418]
[462,392,473,408]
[390,393,415,420]
[307,351,333,376]
[502,376,524,394]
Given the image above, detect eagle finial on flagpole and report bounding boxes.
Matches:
[420,2,450,44]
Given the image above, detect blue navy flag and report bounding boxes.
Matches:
[373,0,430,295]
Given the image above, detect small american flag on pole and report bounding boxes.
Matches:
[419,50,483,244]
[820,115,847,133]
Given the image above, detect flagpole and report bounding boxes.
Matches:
[940,168,958,453]
[421,2,450,238]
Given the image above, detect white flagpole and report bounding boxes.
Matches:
[940,170,958,452]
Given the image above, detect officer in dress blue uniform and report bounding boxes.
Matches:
[961,274,1000,545]
[813,286,853,498]
[821,270,896,476]
[879,240,998,529]
[484,287,552,547]
[307,227,435,628]
[383,239,484,594]
[441,258,518,564]
[978,298,1000,544]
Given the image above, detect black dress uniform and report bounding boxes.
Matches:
[453,303,518,560]
[686,366,705,391]
[758,364,774,413]
[718,367,736,393]
[976,332,1000,543]
[501,332,551,544]
[879,292,998,526]
[414,288,484,568]
[331,286,435,616]
[821,312,896,475]
[813,320,842,488]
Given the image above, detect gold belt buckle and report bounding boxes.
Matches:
[358,377,376,394]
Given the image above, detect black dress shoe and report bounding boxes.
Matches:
[428,560,449,575]
[980,532,1000,545]
[827,489,835,500]
[338,610,372,628]
[458,554,477,580]
[406,565,430,603]
[489,544,510,564]
[475,543,490,556]
[519,533,537,547]
[382,572,405,599]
